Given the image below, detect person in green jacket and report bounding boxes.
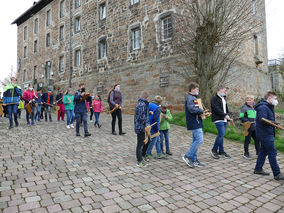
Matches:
[63,88,75,129]
[160,103,173,155]
[18,98,24,119]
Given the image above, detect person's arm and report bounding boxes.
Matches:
[186,96,203,115]
[109,91,116,106]
[165,110,173,121]
[258,106,270,126]
[152,108,161,132]
[240,106,249,123]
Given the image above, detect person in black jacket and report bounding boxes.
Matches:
[254,91,284,180]
[210,85,232,159]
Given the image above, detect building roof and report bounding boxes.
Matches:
[11,0,54,26]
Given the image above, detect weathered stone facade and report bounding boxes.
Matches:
[13,0,271,112]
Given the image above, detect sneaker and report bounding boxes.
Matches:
[9,125,13,130]
[119,132,126,135]
[112,132,117,135]
[66,125,70,129]
[142,156,149,162]
[76,133,80,137]
[254,169,270,176]
[31,122,35,125]
[145,154,154,159]
[157,154,167,159]
[166,151,173,155]
[193,160,205,167]
[84,132,91,137]
[211,150,220,159]
[274,173,284,180]
[136,161,148,167]
[15,121,19,127]
[98,124,102,128]
[90,120,93,123]
[70,124,74,128]
[244,153,251,159]
[27,122,31,125]
[219,152,231,159]
[182,155,195,168]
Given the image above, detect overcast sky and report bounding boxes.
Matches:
[0,0,283,91]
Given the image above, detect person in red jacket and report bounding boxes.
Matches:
[23,84,35,125]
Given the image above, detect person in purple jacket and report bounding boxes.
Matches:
[107,84,126,135]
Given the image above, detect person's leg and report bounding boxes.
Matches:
[266,139,281,177]
[48,106,52,121]
[94,112,99,126]
[212,122,223,152]
[31,106,35,125]
[76,113,81,134]
[142,137,150,157]
[164,130,170,153]
[7,105,14,127]
[219,122,226,153]
[57,105,61,121]
[61,104,65,120]
[136,133,145,163]
[146,136,157,156]
[155,135,162,155]
[251,131,260,155]
[186,128,203,161]
[44,105,48,121]
[12,104,18,126]
[82,112,89,134]
[160,131,165,153]
[26,108,30,124]
[71,110,75,125]
[97,112,101,126]
[244,131,252,155]
[255,141,267,172]
[90,108,94,121]
[66,110,71,126]
[117,109,123,134]
[111,110,117,133]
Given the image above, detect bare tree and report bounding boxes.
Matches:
[0,66,17,89]
[174,0,261,106]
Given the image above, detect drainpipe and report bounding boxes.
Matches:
[68,0,72,88]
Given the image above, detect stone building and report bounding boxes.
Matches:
[12,0,271,112]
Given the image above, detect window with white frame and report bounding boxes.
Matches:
[59,56,65,72]
[59,25,65,41]
[46,33,51,47]
[60,0,65,18]
[131,28,141,50]
[23,69,27,82]
[34,40,38,53]
[75,49,81,67]
[99,3,106,20]
[46,10,51,26]
[75,0,81,8]
[34,18,39,34]
[161,16,173,41]
[98,39,107,59]
[24,26,28,40]
[75,17,81,33]
[131,0,140,5]
[24,46,28,58]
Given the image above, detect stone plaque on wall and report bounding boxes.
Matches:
[159,74,169,87]
[97,85,103,94]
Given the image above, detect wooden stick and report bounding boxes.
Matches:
[262,118,284,130]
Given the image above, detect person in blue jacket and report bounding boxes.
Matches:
[145,96,166,159]
[182,82,205,168]
[254,91,284,180]
[42,87,54,122]
[2,77,22,129]
[74,83,91,137]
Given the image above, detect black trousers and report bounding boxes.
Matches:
[142,136,150,157]
[244,130,260,155]
[136,133,145,163]
[111,109,122,133]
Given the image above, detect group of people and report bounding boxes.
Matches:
[1,77,283,180]
[134,83,284,181]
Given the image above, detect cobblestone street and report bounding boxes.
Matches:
[0,113,284,213]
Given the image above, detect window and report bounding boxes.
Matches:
[24,46,28,58]
[75,17,81,33]
[24,26,28,40]
[23,70,27,82]
[99,3,106,20]
[59,56,65,72]
[98,39,107,59]
[161,16,173,41]
[75,49,81,67]
[59,25,65,41]
[34,40,38,53]
[60,0,65,18]
[131,0,140,5]
[46,10,51,26]
[46,33,51,47]
[131,28,141,50]
[34,18,38,34]
[254,34,259,57]
[75,0,81,8]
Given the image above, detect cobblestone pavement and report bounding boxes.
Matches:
[0,113,284,213]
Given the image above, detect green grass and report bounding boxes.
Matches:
[170,112,284,153]
[275,109,284,114]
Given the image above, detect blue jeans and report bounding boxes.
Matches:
[7,104,18,126]
[186,128,203,161]
[26,106,35,124]
[35,105,42,121]
[94,112,100,126]
[75,112,88,134]
[146,135,162,156]
[66,110,75,125]
[90,108,94,120]
[160,130,170,153]
[212,122,227,153]
[255,138,280,177]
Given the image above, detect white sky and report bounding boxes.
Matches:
[0,0,283,92]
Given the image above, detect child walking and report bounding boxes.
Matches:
[160,103,173,155]
[18,98,24,119]
[92,95,103,128]
[35,88,42,122]
[134,91,150,167]
[63,88,75,129]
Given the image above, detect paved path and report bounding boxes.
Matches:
[0,114,283,213]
